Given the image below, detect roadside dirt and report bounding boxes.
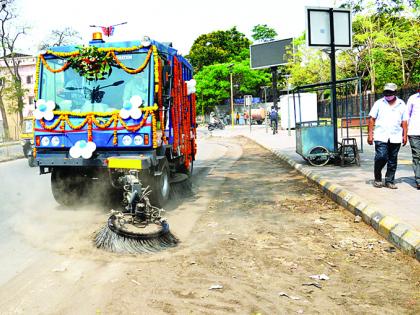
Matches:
[0,137,419,315]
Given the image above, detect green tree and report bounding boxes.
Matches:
[187,27,251,72]
[251,24,277,42]
[286,35,330,87]
[195,60,270,114]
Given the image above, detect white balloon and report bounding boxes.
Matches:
[34,109,43,120]
[130,95,143,107]
[46,100,56,111]
[119,109,130,119]
[131,108,142,120]
[86,141,97,151]
[81,150,93,159]
[69,146,81,158]
[36,99,46,107]
[44,111,54,121]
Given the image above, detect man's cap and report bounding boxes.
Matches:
[384,83,397,92]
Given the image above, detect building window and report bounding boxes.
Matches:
[26,75,33,84]
[28,96,34,105]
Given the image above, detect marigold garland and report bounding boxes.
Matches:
[152,112,158,148]
[34,56,41,98]
[39,54,70,73]
[113,119,118,146]
[110,47,152,74]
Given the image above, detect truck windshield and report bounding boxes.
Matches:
[39,52,152,113]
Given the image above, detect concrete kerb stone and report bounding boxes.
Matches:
[244,136,420,261]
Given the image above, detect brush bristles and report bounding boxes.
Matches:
[94,224,179,254]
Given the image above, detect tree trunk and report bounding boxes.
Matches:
[0,96,10,141]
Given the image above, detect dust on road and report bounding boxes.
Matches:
[0,137,418,315]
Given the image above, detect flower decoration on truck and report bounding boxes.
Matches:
[34,99,55,121]
[67,46,114,81]
[69,140,97,159]
[120,95,143,120]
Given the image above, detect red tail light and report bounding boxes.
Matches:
[35,136,40,146]
[144,134,149,145]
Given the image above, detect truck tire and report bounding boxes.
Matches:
[51,168,87,206]
[149,159,170,208]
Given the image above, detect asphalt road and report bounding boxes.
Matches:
[0,134,224,287]
[0,134,418,314]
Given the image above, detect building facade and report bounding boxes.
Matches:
[0,53,36,141]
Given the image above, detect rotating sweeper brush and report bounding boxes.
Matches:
[94,170,178,254]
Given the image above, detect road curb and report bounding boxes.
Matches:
[0,141,20,148]
[0,155,25,163]
[247,138,420,262]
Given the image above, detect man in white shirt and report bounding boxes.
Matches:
[368,83,408,189]
[406,88,420,190]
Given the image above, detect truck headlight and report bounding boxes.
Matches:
[51,136,60,146]
[122,135,132,146]
[133,135,144,145]
[41,136,50,146]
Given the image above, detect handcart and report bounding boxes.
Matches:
[292,78,363,167]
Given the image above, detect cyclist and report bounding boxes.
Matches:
[269,106,278,134]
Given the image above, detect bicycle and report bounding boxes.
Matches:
[270,119,278,134]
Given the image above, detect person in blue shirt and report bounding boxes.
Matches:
[269,106,278,134]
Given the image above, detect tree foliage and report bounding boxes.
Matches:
[251,24,277,42]
[195,59,270,114]
[287,3,419,92]
[187,27,251,72]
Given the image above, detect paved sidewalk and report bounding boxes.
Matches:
[213,125,420,260]
[0,142,24,163]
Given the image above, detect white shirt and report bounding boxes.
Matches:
[406,92,420,136]
[369,97,407,143]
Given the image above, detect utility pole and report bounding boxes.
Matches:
[228,64,234,127]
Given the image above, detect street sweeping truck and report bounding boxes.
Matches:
[33,32,197,253]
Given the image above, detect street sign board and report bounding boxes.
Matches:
[250,38,293,69]
[306,7,352,49]
[244,95,253,106]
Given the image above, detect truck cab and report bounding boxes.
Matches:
[34,33,196,207]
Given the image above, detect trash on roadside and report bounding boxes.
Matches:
[131,279,141,286]
[314,219,324,224]
[309,274,330,281]
[209,284,223,290]
[278,292,301,300]
[384,246,396,253]
[302,282,322,289]
[354,215,362,223]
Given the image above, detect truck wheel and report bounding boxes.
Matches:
[149,160,170,208]
[51,168,87,206]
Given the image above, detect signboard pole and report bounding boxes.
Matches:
[244,95,252,133]
[230,71,234,127]
[271,66,278,110]
[329,8,338,153]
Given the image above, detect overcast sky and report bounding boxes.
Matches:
[16,0,338,55]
